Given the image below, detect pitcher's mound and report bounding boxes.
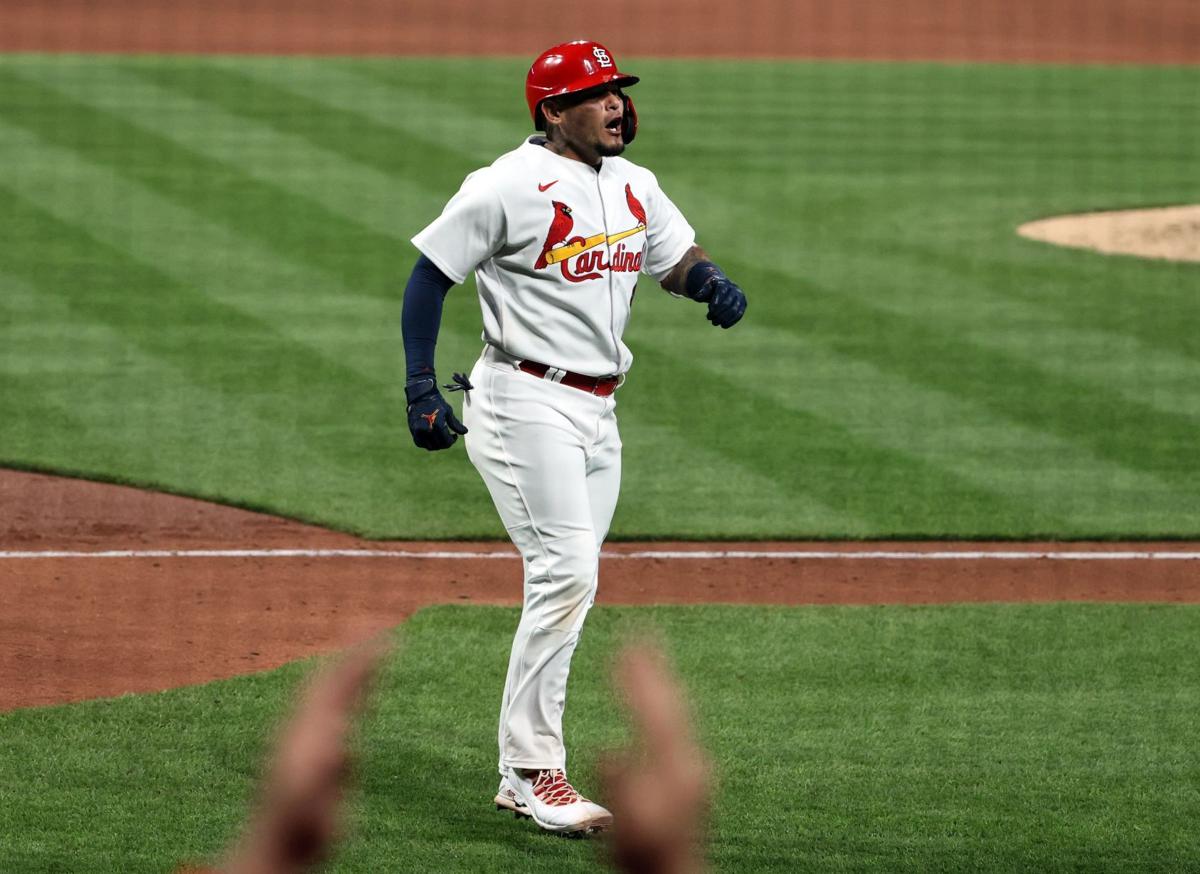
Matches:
[1018,204,1200,263]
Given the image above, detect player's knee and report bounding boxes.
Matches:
[530,539,599,631]
[546,548,598,601]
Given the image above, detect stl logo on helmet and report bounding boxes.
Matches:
[534,185,647,283]
[591,46,614,68]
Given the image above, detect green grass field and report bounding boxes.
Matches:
[3,605,1199,873]
[1,55,1198,539]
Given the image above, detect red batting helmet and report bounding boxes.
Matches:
[526,40,640,143]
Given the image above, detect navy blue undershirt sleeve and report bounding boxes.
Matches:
[401,254,456,381]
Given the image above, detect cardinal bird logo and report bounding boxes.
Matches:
[533,195,647,283]
[535,201,575,269]
[625,184,647,227]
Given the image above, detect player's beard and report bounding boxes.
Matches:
[545,117,624,164]
[597,139,626,158]
[592,121,627,158]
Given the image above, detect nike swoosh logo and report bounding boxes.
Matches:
[538,180,558,192]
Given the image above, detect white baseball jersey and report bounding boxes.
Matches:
[412,137,696,377]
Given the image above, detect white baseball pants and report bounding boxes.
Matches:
[463,346,621,772]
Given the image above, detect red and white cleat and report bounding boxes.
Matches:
[494,774,531,818]
[505,767,613,835]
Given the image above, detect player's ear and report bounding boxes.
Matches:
[540,97,564,130]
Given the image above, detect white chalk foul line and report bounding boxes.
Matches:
[0,549,516,560]
[1,549,1199,560]
[626,550,1200,561]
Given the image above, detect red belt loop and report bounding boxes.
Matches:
[518,360,620,397]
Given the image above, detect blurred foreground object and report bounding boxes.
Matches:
[180,638,389,874]
[603,644,712,874]
[180,637,710,873]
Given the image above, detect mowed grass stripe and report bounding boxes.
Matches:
[648,141,1199,385]
[2,60,495,410]
[615,418,867,538]
[639,61,1200,173]
[3,605,1199,872]
[878,233,1200,375]
[342,55,526,110]
[642,63,1200,368]
[879,213,1200,392]
[10,57,439,241]
[0,110,484,534]
[629,314,1183,533]
[0,372,102,471]
[0,67,404,301]
[0,271,191,475]
[627,94,1198,490]
[742,263,1199,485]
[624,341,1068,537]
[0,113,483,394]
[0,182,482,532]
[208,56,529,168]
[0,183,360,460]
[621,196,1195,527]
[111,57,468,225]
[0,118,392,398]
[805,212,1200,422]
[342,56,535,139]
[0,267,377,498]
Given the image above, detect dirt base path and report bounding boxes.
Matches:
[2,469,1198,712]
[4,0,1198,63]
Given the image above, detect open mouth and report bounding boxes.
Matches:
[604,117,623,136]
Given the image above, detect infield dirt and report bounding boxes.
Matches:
[3,469,1198,712]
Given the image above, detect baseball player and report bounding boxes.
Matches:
[401,40,746,835]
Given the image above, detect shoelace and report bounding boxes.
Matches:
[532,769,584,806]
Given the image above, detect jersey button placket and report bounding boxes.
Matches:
[595,170,620,375]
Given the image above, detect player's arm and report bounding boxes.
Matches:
[401,255,468,451]
[659,244,747,329]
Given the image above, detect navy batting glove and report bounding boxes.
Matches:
[686,263,747,329]
[405,377,467,451]
[702,277,747,328]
